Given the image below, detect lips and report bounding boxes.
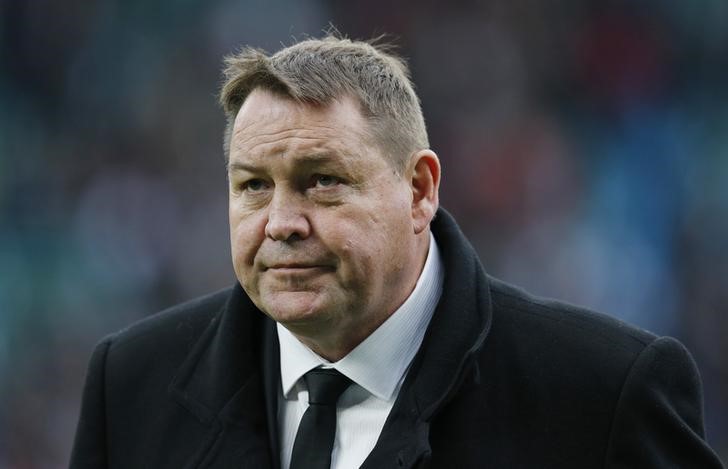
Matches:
[268,263,317,269]
[264,263,334,272]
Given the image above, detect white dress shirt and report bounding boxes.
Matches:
[277,233,444,469]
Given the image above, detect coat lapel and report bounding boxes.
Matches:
[167,284,278,468]
[362,209,494,468]
[262,313,282,469]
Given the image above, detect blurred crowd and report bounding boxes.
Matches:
[1,0,726,466]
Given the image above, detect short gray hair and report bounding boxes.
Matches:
[219,35,429,172]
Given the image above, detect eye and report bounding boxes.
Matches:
[241,178,270,192]
[313,174,340,188]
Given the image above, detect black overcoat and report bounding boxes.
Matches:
[70,209,724,468]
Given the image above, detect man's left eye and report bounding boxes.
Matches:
[314,175,340,187]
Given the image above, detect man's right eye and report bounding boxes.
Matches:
[242,179,268,192]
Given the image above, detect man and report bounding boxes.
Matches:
[70,36,724,468]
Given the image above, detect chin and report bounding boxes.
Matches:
[260,290,332,326]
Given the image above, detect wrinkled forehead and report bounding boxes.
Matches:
[230,89,373,160]
[234,89,369,130]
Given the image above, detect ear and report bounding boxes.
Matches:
[408,149,441,234]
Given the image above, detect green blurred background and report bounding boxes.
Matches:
[1,0,727,466]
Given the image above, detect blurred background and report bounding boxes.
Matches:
[1,0,727,466]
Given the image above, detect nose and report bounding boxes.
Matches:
[265,190,311,241]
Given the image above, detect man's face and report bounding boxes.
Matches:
[228,89,423,349]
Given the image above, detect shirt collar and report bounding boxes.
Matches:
[278,232,444,401]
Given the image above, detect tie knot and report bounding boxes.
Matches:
[304,368,352,405]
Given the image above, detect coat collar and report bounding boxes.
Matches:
[362,209,493,468]
[410,208,492,419]
[167,208,493,469]
[168,283,278,468]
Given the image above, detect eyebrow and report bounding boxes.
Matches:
[227,161,258,173]
[227,153,348,173]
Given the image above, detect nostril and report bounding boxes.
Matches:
[264,211,311,242]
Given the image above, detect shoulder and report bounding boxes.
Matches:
[97,287,234,374]
[479,278,716,458]
[479,275,687,407]
[111,286,232,347]
[487,275,656,360]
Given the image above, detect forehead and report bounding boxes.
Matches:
[230,89,371,162]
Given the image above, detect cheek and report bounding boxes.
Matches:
[327,208,408,281]
[229,208,266,270]
[370,199,417,272]
[314,216,369,281]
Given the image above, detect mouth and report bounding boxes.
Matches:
[264,263,333,273]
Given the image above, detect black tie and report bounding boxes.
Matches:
[290,368,353,469]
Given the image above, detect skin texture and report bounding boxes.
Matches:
[228,89,440,361]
